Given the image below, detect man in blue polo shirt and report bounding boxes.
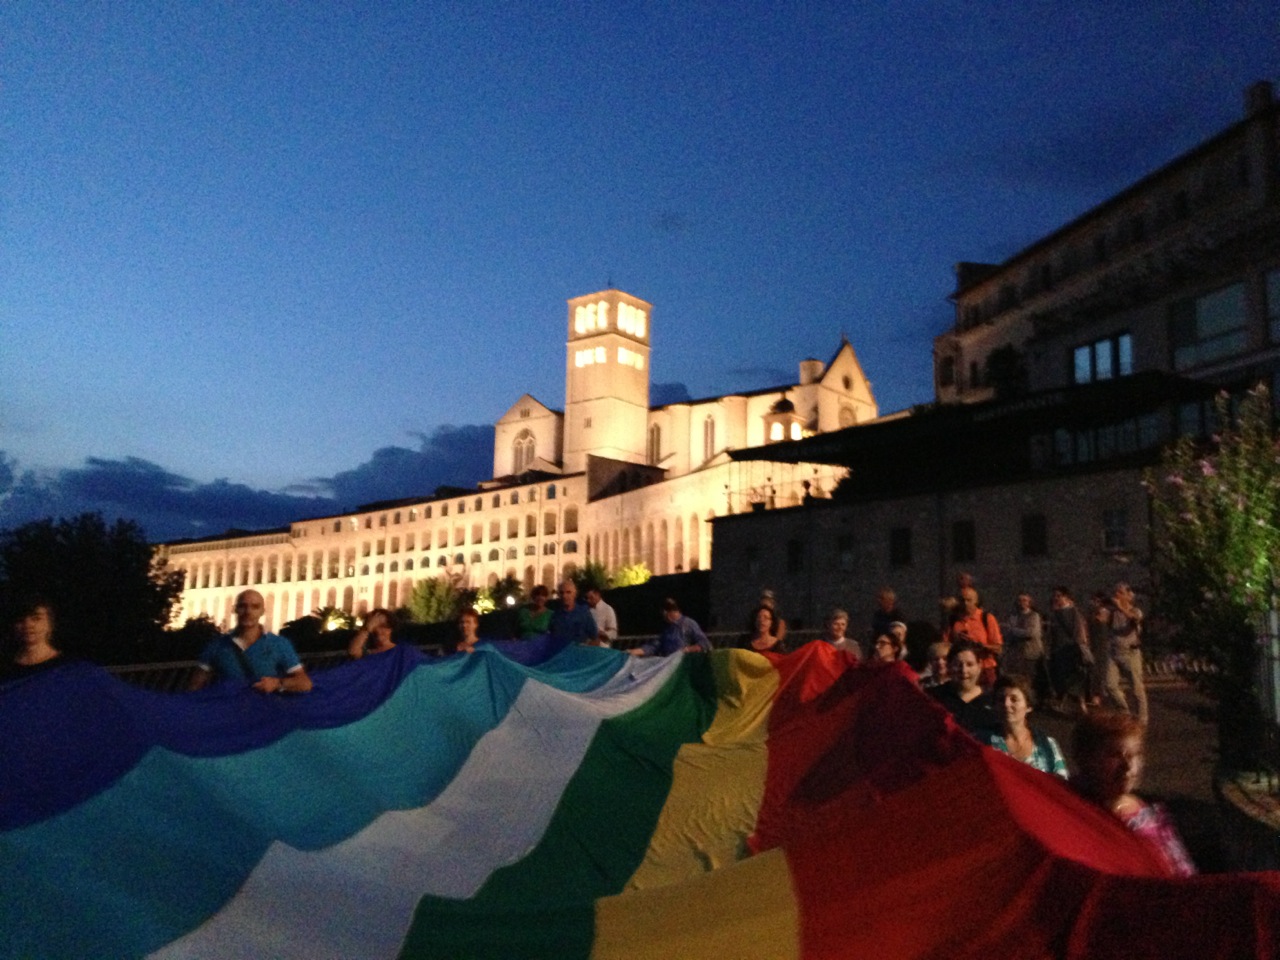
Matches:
[548,579,599,646]
[189,589,313,694]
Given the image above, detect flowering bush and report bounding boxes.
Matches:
[1147,384,1280,766]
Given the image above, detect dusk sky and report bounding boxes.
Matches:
[3,3,1275,541]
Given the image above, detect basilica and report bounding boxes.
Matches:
[160,289,878,631]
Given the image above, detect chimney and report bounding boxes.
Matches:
[799,359,824,385]
[1245,80,1274,117]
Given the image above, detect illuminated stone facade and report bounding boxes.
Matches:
[160,289,878,631]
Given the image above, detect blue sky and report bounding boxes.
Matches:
[2,2,1275,541]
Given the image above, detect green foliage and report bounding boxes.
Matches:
[984,344,1029,399]
[312,606,355,631]
[572,559,611,593]
[0,512,184,664]
[1147,384,1280,766]
[486,575,524,611]
[166,615,222,662]
[613,562,652,588]
[405,575,469,624]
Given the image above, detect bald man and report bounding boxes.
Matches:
[189,589,313,694]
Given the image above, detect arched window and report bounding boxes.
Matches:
[547,484,556,500]
[405,559,414,571]
[648,423,661,465]
[770,422,784,441]
[506,547,518,560]
[513,429,536,474]
[564,540,578,554]
[489,549,500,561]
[703,416,716,462]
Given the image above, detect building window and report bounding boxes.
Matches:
[937,356,955,388]
[1170,283,1247,371]
[513,429,536,474]
[647,424,661,465]
[458,501,465,514]
[546,484,556,500]
[837,534,854,572]
[1102,509,1129,552]
[441,504,448,517]
[951,520,976,563]
[563,540,578,554]
[475,497,483,510]
[1021,514,1048,557]
[703,416,716,462]
[543,512,556,535]
[786,539,804,574]
[1073,333,1133,384]
[492,495,501,508]
[889,527,912,567]
[489,549,500,561]
[424,506,432,519]
[564,506,579,534]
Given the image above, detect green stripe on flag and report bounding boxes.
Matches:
[398,653,718,960]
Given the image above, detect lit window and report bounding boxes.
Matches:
[595,345,606,363]
[1073,333,1133,384]
[1171,284,1247,370]
[789,422,801,441]
[770,422,784,441]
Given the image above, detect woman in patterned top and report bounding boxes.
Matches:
[985,674,1067,778]
[1071,710,1196,876]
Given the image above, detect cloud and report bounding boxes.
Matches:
[724,365,792,385]
[650,382,693,406]
[317,425,495,506]
[0,424,496,543]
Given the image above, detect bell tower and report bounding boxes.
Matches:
[563,289,652,474]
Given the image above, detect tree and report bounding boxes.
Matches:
[572,560,611,593]
[613,562,652,588]
[0,513,184,664]
[1146,384,1280,768]
[984,344,1029,399]
[405,575,472,624]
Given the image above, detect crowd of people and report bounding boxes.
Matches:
[2,573,1190,874]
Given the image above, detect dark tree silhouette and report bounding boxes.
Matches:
[0,513,184,664]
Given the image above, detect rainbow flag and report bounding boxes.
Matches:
[3,640,1278,959]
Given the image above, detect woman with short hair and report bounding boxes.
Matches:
[1071,710,1195,876]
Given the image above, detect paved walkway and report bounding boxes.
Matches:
[1035,680,1229,871]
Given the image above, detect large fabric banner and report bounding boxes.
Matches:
[3,640,1278,959]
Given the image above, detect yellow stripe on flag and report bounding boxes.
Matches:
[624,650,779,889]
[592,847,800,960]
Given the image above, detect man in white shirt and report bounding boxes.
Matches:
[585,588,619,647]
